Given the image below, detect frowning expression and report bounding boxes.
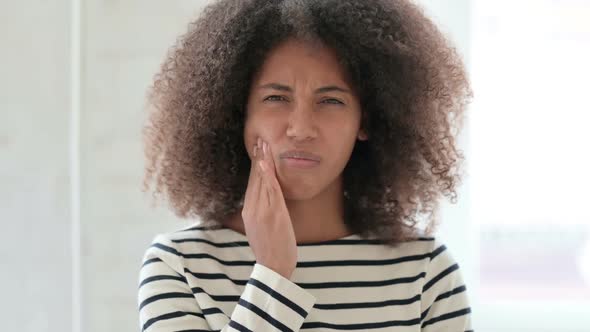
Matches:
[244,37,368,200]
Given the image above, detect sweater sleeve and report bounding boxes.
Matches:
[420,239,473,332]
[137,234,317,332]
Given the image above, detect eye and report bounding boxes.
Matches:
[321,98,344,105]
[263,95,287,102]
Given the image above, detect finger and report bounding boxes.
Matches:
[243,143,262,209]
[242,144,257,205]
[258,160,272,207]
[254,138,266,208]
[259,142,274,207]
[260,141,285,207]
[262,162,285,208]
[259,152,273,208]
[262,141,278,178]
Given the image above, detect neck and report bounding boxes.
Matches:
[284,175,354,243]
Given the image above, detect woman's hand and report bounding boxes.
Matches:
[241,137,298,279]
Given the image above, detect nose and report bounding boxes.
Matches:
[286,104,318,143]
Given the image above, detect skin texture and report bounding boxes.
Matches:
[230,38,368,245]
[142,0,473,247]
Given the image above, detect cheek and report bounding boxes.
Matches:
[243,115,260,150]
[243,116,274,153]
[243,133,260,160]
[328,116,359,139]
[243,127,255,151]
[326,125,359,161]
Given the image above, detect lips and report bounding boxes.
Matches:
[279,150,321,162]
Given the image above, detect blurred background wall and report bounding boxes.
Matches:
[1,1,588,331]
[1,1,74,331]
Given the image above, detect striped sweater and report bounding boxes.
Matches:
[137,222,473,331]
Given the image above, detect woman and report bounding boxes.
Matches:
[138,0,473,331]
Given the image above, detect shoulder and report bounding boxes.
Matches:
[421,236,464,281]
[140,221,247,273]
[399,234,463,276]
[377,233,442,260]
[382,235,464,286]
[412,236,473,329]
[394,233,458,265]
[408,235,468,305]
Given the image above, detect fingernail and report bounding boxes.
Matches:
[263,142,267,156]
[253,145,257,158]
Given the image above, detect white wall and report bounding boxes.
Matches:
[79,1,207,331]
[0,1,73,331]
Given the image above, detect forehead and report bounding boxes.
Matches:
[252,38,350,84]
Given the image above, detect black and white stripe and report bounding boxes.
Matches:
[138,224,472,331]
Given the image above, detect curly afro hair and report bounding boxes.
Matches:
[142,0,473,246]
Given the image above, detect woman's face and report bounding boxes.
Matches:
[244,37,367,200]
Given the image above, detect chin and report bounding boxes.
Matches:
[279,180,322,201]
[276,169,336,201]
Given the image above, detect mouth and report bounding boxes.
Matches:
[281,157,320,169]
[279,149,322,169]
[279,150,321,161]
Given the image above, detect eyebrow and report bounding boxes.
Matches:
[258,82,351,94]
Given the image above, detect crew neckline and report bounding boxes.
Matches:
[216,224,361,245]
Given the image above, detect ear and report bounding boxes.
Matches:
[357,128,368,141]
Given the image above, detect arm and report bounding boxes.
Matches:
[420,239,473,331]
[138,235,316,332]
